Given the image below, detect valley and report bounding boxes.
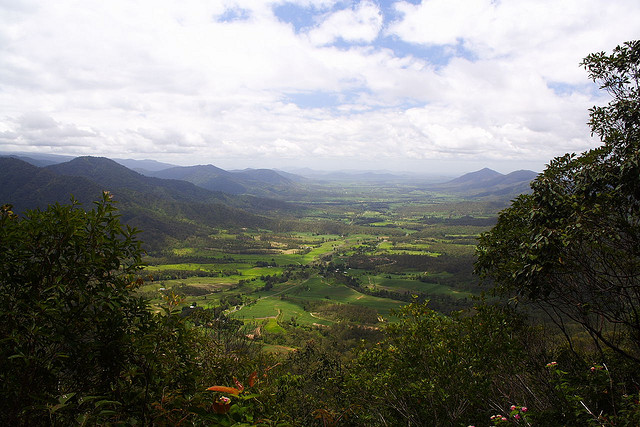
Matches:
[136,190,504,353]
[1,152,523,351]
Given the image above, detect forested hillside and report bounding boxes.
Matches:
[0,156,296,250]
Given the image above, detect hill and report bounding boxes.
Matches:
[114,158,178,172]
[145,164,300,197]
[430,168,537,199]
[1,156,300,250]
[144,164,247,194]
[46,157,228,204]
[0,157,105,209]
[444,167,503,187]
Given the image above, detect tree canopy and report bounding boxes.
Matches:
[475,40,640,362]
[0,194,152,423]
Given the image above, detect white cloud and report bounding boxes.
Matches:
[389,0,640,83]
[308,1,383,45]
[0,0,638,173]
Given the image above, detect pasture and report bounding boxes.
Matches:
[139,187,501,349]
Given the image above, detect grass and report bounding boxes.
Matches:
[263,317,286,334]
[262,344,297,355]
[139,194,497,325]
[233,298,331,326]
[364,274,469,298]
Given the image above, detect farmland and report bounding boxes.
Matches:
[138,183,503,351]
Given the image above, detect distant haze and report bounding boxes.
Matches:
[1,1,639,174]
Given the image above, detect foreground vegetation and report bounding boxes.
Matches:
[1,41,640,426]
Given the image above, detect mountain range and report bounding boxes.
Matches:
[0,152,538,249]
[0,156,295,250]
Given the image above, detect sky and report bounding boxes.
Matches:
[1,0,639,175]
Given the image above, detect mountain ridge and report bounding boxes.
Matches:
[1,156,293,250]
[431,167,537,198]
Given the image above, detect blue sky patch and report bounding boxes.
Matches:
[273,3,322,32]
[216,7,250,23]
[547,81,578,96]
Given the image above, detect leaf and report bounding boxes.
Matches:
[238,393,260,400]
[206,386,241,395]
[58,392,76,404]
[248,371,258,388]
[233,376,245,392]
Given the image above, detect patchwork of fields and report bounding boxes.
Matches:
[139,192,502,349]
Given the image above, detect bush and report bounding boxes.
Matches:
[0,194,151,424]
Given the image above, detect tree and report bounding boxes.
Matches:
[346,301,529,426]
[475,41,640,362]
[0,193,151,424]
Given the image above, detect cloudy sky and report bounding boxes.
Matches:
[1,0,639,175]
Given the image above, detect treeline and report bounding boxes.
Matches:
[420,214,498,226]
[345,253,473,273]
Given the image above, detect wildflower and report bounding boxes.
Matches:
[521,406,528,412]
[211,395,232,414]
[515,414,521,420]
[501,416,507,421]
[510,405,517,411]
[546,361,557,368]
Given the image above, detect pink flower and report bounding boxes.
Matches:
[515,414,521,420]
[521,406,528,412]
[546,361,558,368]
[510,405,516,411]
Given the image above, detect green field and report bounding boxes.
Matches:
[234,298,333,327]
[138,189,498,346]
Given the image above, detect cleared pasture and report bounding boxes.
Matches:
[233,298,332,326]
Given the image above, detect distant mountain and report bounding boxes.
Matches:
[444,167,503,187]
[431,168,538,199]
[273,169,309,183]
[46,157,228,204]
[145,164,246,194]
[233,168,293,185]
[0,157,105,209]
[146,164,300,197]
[114,158,178,172]
[0,152,75,167]
[1,156,301,250]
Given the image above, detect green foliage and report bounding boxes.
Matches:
[476,41,640,363]
[518,360,640,426]
[346,301,528,426]
[0,195,263,425]
[0,194,150,424]
[270,341,349,426]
